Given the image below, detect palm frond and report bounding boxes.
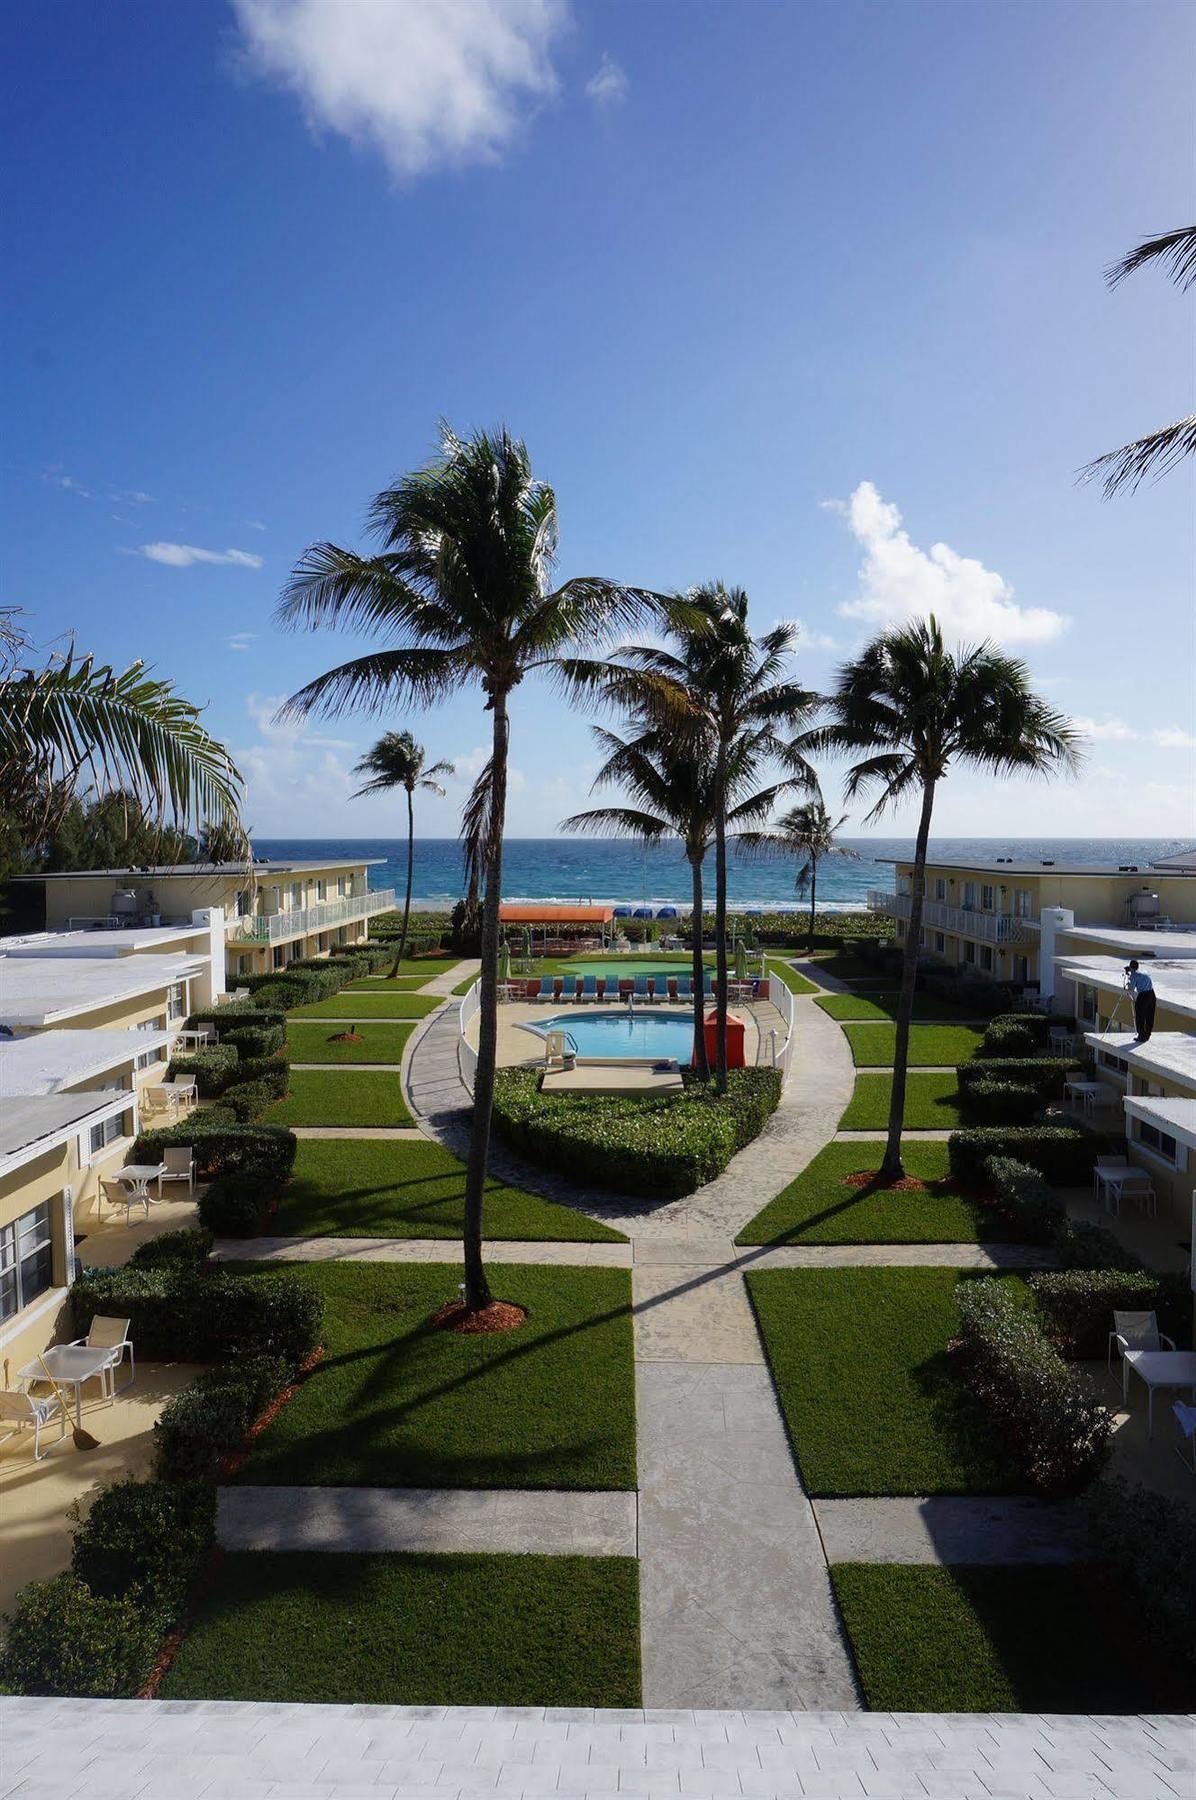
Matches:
[1078,414,1196,498]
[1106,225,1196,291]
[279,647,466,723]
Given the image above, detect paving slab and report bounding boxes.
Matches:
[218,1487,638,1556]
[212,1236,633,1266]
[813,1497,1087,1564]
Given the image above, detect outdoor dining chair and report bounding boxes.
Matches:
[67,1316,134,1399]
[163,1076,198,1114]
[100,1176,149,1226]
[0,1388,67,1461]
[159,1145,195,1196]
[1108,1310,1176,1391]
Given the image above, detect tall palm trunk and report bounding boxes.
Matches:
[713,742,729,1094]
[807,856,818,954]
[389,785,415,978]
[462,691,509,1310]
[881,776,936,1181]
[689,850,710,1080]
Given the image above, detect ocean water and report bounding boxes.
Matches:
[253,837,1193,913]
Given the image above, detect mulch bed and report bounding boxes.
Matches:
[843,1169,931,1192]
[328,1030,363,1043]
[217,1346,325,1478]
[432,1299,528,1335]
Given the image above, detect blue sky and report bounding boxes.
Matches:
[4,0,1193,841]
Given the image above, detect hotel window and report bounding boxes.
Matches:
[290,883,304,911]
[963,941,977,965]
[1012,955,1028,983]
[981,884,994,910]
[0,1201,55,1321]
[1135,1120,1178,1164]
[237,954,253,977]
[961,881,977,909]
[88,1110,131,1158]
[918,927,926,947]
[934,932,945,953]
[316,879,327,902]
[135,1044,164,1071]
[934,878,947,902]
[980,945,994,972]
[272,946,286,970]
[167,982,186,1021]
[1013,888,1033,919]
[1098,1051,1128,1076]
[234,888,252,919]
[337,876,348,898]
[1079,985,1097,1024]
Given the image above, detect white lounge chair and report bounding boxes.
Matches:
[68,1316,134,1399]
[159,1145,195,1195]
[0,1389,67,1460]
[1108,1309,1176,1393]
[101,1176,149,1226]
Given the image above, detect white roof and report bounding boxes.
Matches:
[0,952,205,1027]
[1055,955,1196,1022]
[1084,1030,1196,1092]
[1123,1093,1196,1154]
[0,925,207,958]
[0,1028,171,1098]
[1151,849,1196,872]
[1058,925,1196,957]
[0,1090,132,1177]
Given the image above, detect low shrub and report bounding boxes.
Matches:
[219,1079,279,1123]
[246,966,342,1008]
[132,1120,296,1184]
[224,1053,289,1095]
[291,952,373,982]
[1086,1479,1196,1673]
[958,1056,1077,1098]
[69,1267,322,1367]
[0,1573,161,1698]
[71,1478,216,1619]
[1027,1268,1192,1359]
[127,1226,214,1271]
[982,1155,1064,1243]
[961,1078,1042,1124]
[1051,1218,1142,1271]
[154,1356,289,1481]
[948,1123,1102,1187]
[978,1011,1074,1057]
[492,1066,781,1198]
[953,1279,1111,1495]
[197,1174,265,1236]
[185,1006,286,1039]
[165,1045,238,1096]
[219,1020,286,1060]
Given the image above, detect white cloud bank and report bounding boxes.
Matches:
[138,542,264,569]
[1072,717,1196,750]
[585,54,628,107]
[231,0,568,179]
[831,481,1069,647]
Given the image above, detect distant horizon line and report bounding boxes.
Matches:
[249,832,1191,844]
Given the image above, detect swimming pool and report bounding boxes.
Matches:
[532,1009,698,1062]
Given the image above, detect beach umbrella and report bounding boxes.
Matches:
[734,939,748,981]
[499,942,511,980]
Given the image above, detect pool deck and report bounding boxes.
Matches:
[541,1063,686,1094]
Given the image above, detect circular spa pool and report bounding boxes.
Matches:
[532,1009,698,1062]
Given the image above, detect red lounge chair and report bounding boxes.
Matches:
[595,978,607,1001]
[618,979,634,999]
[667,977,679,1001]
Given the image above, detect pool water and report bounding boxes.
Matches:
[534,1009,699,1062]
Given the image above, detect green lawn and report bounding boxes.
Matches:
[161,1551,640,1706]
[275,1137,626,1241]
[361,956,460,977]
[262,1068,412,1128]
[842,1022,985,1067]
[811,953,892,984]
[839,1070,965,1130]
[285,1021,412,1065]
[735,1141,996,1245]
[346,975,436,991]
[831,1564,1182,1712]
[746,1267,1023,1495]
[815,990,977,1024]
[452,975,476,995]
[764,958,819,995]
[225,1261,636,1488]
[289,993,441,1020]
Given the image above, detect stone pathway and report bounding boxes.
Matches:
[5,1697,1190,1800]
[419,958,479,995]
[219,1487,637,1556]
[813,1496,1086,1565]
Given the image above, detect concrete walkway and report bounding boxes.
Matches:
[814,1496,1087,1565]
[419,957,479,996]
[218,1487,637,1556]
[5,1697,1190,1800]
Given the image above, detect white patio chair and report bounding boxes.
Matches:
[1108,1309,1176,1393]
[139,1086,176,1124]
[100,1176,149,1226]
[1174,1401,1196,1474]
[230,987,250,1003]
[164,1077,198,1114]
[1118,1171,1157,1218]
[68,1316,134,1399]
[0,1389,67,1460]
[1048,1025,1077,1055]
[1092,1154,1127,1200]
[159,1145,195,1195]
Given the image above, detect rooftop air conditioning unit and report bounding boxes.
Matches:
[1127,891,1160,923]
[109,889,138,923]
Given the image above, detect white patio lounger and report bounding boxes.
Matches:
[68,1316,134,1399]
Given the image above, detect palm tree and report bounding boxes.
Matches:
[571,586,818,1092]
[276,424,661,1312]
[353,731,453,974]
[811,615,1081,1181]
[738,794,859,953]
[562,722,788,1077]
[1081,225,1196,496]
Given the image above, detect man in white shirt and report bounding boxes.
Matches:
[1125,960,1156,1041]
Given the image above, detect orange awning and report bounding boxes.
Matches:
[499,904,614,924]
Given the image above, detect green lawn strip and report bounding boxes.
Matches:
[451,976,476,995]
[285,1022,411,1065]
[735,1141,997,1246]
[839,1070,964,1130]
[360,956,460,976]
[764,959,819,995]
[289,993,441,1020]
[842,1022,986,1068]
[810,954,892,984]
[161,1551,640,1706]
[275,1137,626,1242]
[346,976,437,991]
[746,1266,1024,1495]
[815,990,977,1024]
[830,1564,1178,1712]
[262,1069,412,1129]
[224,1261,636,1489]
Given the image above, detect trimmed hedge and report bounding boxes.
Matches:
[197,1174,266,1236]
[219,1021,286,1060]
[69,1266,322,1367]
[1027,1268,1192,1360]
[219,1078,281,1123]
[979,1011,1073,1057]
[0,1574,160,1698]
[225,1052,289,1092]
[127,1226,213,1270]
[246,967,342,1008]
[71,1478,216,1620]
[961,1079,1041,1125]
[165,1045,238,1096]
[185,1006,286,1037]
[1086,1479,1196,1673]
[132,1120,296,1184]
[492,1066,782,1199]
[982,1157,1139,1269]
[958,1057,1077,1099]
[154,1356,289,1481]
[953,1279,1111,1495]
[948,1123,1102,1187]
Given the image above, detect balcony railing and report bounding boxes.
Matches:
[867,889,1038,946]
[231,888,396,944]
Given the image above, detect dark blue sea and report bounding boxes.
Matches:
[251,838,1193,913]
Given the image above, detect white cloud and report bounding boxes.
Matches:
[244,691,352,750]
[137,542,264,569]
[112,488,154,505]
[831,481,1069,647]
[585,53,628,107]
[777,617,839,653]
[231,0,568,179]
[1071,716,1138,743]
[44,469,92,498]
[1152,726,1196,750]
[227,632,258,653]
[245,519,267,531]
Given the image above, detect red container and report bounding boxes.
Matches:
[699,1010,746,1069]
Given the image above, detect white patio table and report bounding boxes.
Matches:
[1122,1349,1196,1437]
[18,1345,114,1426]
[1095,1163,1155,1216]
[116,1162,167,1200]
[173,1026,213,1053]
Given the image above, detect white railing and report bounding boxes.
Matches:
[458,977,481,1092]
[232,888,396,944]
[765,972,796,1080]
[867,889,1038,945]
